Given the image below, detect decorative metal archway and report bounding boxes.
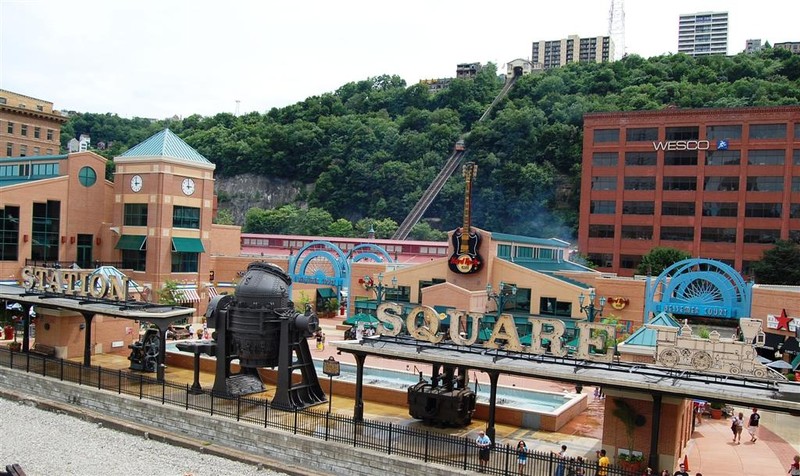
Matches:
[287,240,394,315]
[644,258,752,321]
[346,243,393,263]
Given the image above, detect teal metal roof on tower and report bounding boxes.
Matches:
[119,129,211,164]
[623,312,681,347]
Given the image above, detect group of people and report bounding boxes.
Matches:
[475,433,586,476]
[474,409,791,475]
[730,407,760,444]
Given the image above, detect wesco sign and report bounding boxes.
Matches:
[653,140,711,151]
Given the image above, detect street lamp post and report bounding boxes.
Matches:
[367,272,398,308]
[578,289,606,323]
[486,282,517,318]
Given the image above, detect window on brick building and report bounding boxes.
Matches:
[592,152,618,166]
[621,225,653,239]
[591,176,617,190]
[701,228,736,243]
[626,128,658,142]
[625,151,657,166]
[706,150,740,165]
[662,202,695,216]
[624,176,656,190]
[746,176,783,191]
[707,124,742,140]
[749,124,786,140]
[744,203,782,218]
[704,176,739,191]
[588,224,615,238]
[593,129,619,143]
[660,227,694,241]
[663,176,697,191]
[590,200,616,214]
[665,127,699,140]
[747,149,785,166]
[702,202,738,217]
[622,201,654,215]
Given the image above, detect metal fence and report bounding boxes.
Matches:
[0,348,639,476]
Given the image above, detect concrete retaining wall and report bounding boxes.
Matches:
[0,366,468,476]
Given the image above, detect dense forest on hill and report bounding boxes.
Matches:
[62,48,800,240]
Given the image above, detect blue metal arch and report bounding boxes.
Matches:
[288,241,350,310]
[347,244,394,263]
[645,258,752,321]
[286,240,395,314]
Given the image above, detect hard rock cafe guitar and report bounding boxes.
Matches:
[448,162,483,274]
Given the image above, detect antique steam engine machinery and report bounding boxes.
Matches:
[407,364,476,426]
[182,262,326,410]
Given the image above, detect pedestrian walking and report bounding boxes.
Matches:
[747,407,760,442]
[731,411,744,444]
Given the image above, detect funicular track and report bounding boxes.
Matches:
[391,75,518,240]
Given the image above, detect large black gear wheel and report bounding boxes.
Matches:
[142,332,160,372]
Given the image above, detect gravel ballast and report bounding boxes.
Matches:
[0,397,289,476]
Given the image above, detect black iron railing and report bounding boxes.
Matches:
[0,348,638,476]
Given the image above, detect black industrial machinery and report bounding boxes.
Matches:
[189,262,326,410]
[128,327,160,372]
[407,364,476,426]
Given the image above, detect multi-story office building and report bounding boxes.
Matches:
[531,35,613,69]
[678,11,728,57]
[579,106,800,277]
[0,89,66,158]
[774,42,800,55]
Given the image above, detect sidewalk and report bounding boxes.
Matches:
[686,413,795,476]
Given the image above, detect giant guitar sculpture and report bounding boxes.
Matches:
[448,162,483,274]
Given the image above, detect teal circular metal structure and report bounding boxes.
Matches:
[287,240,394,314]
[645,258,752,321]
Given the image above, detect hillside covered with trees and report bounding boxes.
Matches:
[62,48,800,240]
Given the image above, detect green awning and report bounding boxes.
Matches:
[115,235,146,251]
[317,288,336,299]
[171,237,205,253]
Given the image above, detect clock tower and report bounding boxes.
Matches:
[112,129,216,305]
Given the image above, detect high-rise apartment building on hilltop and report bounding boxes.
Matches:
[678,11,728,57]
[532,35,613,69]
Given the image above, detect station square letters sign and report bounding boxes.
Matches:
[21,265,130,301]
[376,303,617,363]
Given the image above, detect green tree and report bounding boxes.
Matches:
[327,218,355,237]
[158,279,179,306]
[751,240,800,284]
[213,208,234,225]
[636,247,691,276]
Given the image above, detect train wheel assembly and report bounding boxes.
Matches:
[659,349,680,367]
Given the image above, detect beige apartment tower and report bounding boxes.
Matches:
[531,35,613,69]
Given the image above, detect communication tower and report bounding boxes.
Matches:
[608,0,625,60]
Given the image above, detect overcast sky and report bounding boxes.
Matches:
[1,0,797,119]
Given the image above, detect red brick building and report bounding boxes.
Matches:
[579,106,800,277]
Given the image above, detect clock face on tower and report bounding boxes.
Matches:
[130,175,143,192]
[181,178,195,196]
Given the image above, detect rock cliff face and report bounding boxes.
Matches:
[215,174,304,225]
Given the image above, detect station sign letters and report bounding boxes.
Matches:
[376,303,617,363]
[21,265,130,301]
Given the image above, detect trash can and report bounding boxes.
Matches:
[3,325,13,340]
